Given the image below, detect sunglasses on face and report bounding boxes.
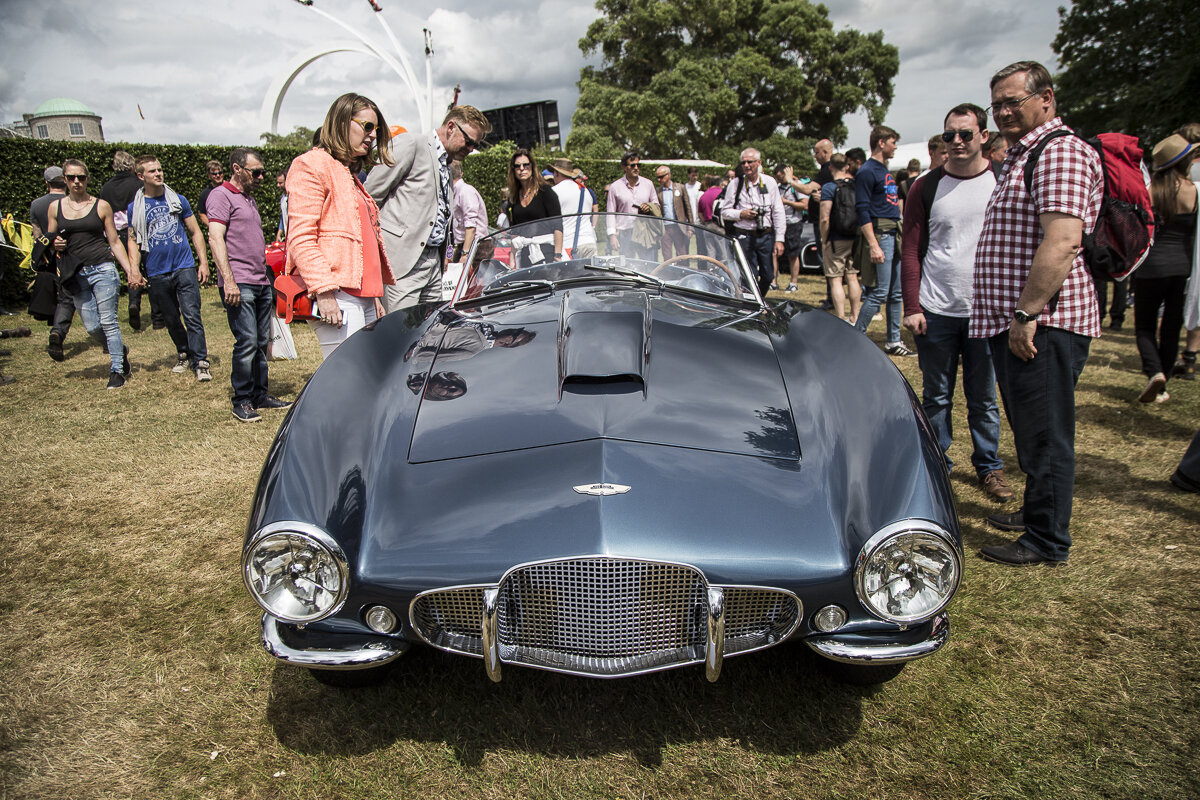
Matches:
[239,165,266,179]
[941,129,976,143]
[352,118,378,135]
[64,174,88,182]
[513,162,532,171]
[740,159,758,165]
[455,122,482,151]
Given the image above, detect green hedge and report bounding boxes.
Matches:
[0,137,729,307]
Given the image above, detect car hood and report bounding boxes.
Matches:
[406,288,799,463]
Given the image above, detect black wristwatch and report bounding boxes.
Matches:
[1013,309,1038,324]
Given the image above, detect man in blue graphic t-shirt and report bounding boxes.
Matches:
[853,125,913,357]
[126,154,213,382]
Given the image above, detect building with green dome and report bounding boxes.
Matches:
[6,98,105,142]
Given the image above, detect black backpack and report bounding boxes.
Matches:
[830,178,858,237]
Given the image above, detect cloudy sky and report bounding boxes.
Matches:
[0,0,1063,155]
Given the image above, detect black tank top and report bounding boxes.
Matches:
[56,198,113,267]
[1140,209,1196,280]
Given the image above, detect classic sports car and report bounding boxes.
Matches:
[242,214,961,687]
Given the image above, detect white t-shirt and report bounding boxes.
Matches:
[553,180,597,249]
[684,180,701,222]
[919,167,997,317]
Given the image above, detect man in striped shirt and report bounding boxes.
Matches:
[969,61,1103,566]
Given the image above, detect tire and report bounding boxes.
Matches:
[816,658,906,686]
[307,663,394,688]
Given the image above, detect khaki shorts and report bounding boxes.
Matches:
[822,239,857,278]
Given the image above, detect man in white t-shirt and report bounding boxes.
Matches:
[900,103,1013,504]
[550,158,599,258]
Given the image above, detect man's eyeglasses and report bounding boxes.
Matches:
[989,93,1038,116]
[941,129,976,143]
[64,174,87,182]
[352,118,378,135]
[625,162,640,169]
[455,121,482,151]
[739,159,758,165]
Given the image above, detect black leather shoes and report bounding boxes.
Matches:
[986,510,1024,532]
[979,540,1065,566]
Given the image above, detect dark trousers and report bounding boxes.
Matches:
[222,283,272,407]
[1094,276,1128,324]
[1173,429,1200,490]
[149,267,208,365]
[989,327,1090,561]
[735,230,775,296]
[51,273,75,339]
[1133,274,1188,379]
[127,284,165,327]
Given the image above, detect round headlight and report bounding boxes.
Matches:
[243,522,349,624]
[855,521,960,625]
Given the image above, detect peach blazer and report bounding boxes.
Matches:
[285,147,394,296]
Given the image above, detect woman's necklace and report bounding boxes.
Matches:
[521,184,537,205]
[66,194,92,212]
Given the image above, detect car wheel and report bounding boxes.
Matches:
[816,658,905,686]
[307,664,394,688]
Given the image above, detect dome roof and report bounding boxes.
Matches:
[32,98,98,118]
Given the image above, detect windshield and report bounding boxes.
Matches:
[454,214,760,305]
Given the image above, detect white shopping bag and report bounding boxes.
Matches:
[268,315,299,360]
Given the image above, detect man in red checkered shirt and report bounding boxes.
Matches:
[969,61,1103,567]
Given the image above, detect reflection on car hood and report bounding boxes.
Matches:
[407,288,799,463]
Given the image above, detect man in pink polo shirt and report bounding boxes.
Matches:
[605,151,660,260]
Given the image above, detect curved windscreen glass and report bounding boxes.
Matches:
[455,214,757,304]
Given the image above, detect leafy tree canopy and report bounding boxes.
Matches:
[567,0,898,161]
[260,126,317,148]
[1053,0,1200,142]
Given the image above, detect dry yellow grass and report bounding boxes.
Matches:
[0,280,1197,800]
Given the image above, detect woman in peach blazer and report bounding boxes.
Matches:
[286,93,396,358]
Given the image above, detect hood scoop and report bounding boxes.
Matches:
[559,291,650,395]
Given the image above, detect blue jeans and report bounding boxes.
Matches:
[735,230,775,296]
[916,312,1002,477]
[989,327,1090,561]
[854,230,902,344]
[222,283,272,406]
[149,267,207,364]
[72,262,124,372]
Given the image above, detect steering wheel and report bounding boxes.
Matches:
[651,253,741,288]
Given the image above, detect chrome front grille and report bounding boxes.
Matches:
[408,557,801,679]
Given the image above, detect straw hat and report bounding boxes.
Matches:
[549,157,587,181]
[1151,134,1195,172]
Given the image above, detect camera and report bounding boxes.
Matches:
[754,207,768,233]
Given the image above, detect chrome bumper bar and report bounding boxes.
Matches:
[805,612,950,665]
[261,614,408,670]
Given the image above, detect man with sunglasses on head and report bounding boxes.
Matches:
[207,147,290,422]
[970,60,1103,566]
[720,148,785,297]
[901,103,1012,505]
[366,105,491,313]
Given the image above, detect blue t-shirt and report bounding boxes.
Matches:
[854,158,900,227]
[128,194,196,277]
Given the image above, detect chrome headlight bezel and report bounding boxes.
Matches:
[242,521,350,624]
[854,519,961,625]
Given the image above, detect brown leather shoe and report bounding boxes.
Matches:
[981,469,1014,502]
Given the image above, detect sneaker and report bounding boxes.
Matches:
[1138,372,1166,403]
[47,330,64,362]
[769,282,779,291]
[172,352,189,374]
[194,360,212,382]
[106,371,126,390]
[786,282,798,292]
[884,342,915,357]
[253,394,293,410]
[232,402,261,423]
[980,470,1015,502]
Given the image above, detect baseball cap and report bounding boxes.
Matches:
[44,166,64,182]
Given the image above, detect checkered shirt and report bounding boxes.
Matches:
[969,117,1103,339]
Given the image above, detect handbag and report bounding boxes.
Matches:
[274,271,316,323]
[268,314,299,360]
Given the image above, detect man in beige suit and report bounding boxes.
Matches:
[366,105,490,312]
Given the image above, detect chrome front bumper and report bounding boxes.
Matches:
[804,612,950,665]
[261,614,408,670]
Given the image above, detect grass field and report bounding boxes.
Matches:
[0,277,1197,800]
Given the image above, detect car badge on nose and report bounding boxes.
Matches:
[573,483,631,496]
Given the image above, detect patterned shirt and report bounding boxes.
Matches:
[969,117,1103,339]
[429,131,452,248]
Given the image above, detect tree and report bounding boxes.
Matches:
[260,126,317,148]
[1053,0,1200,142]
[567,0,898,161]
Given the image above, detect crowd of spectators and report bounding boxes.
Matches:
[8,61,1199,557]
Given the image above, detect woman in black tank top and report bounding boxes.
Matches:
[45,158,145,388]
[1133,135,1198,403]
